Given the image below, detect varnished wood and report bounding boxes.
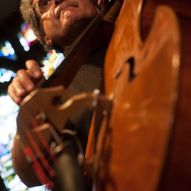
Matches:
[88,0,191,190]
[141,1,191,191]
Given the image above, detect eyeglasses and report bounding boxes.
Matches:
[33,0,55,16]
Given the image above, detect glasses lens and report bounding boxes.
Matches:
[39,0,53,14]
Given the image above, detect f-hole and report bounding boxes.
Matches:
[126,57,136,82]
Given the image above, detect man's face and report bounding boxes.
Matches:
[33,0,98,49]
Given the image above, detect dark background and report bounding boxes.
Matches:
[0,1,46,190]
[0,0,47,95]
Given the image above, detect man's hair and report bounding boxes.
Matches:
[20,0,45,43]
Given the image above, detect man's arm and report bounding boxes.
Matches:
[8,60,44,186]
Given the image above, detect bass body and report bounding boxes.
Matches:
[87,0,191,191]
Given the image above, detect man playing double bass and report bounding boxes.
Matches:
[8,0,122,188]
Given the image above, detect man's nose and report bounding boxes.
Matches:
[54,0,63,5]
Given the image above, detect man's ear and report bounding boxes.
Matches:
[44,36,53,47]
[34,33,52,47]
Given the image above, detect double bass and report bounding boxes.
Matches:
[87,0,191,191]
[14,0,191,190]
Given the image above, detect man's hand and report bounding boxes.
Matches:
[8,60,43,105]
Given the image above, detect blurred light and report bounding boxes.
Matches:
[5,41,15,56]
[0,68,16,83]
[18,35,30,52]
[0,41,17,60]
[18,23,37,52]
[41,50,64,79]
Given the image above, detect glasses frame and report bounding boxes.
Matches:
[33,0,54,16]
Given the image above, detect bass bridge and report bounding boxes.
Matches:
[16,85,112,190]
